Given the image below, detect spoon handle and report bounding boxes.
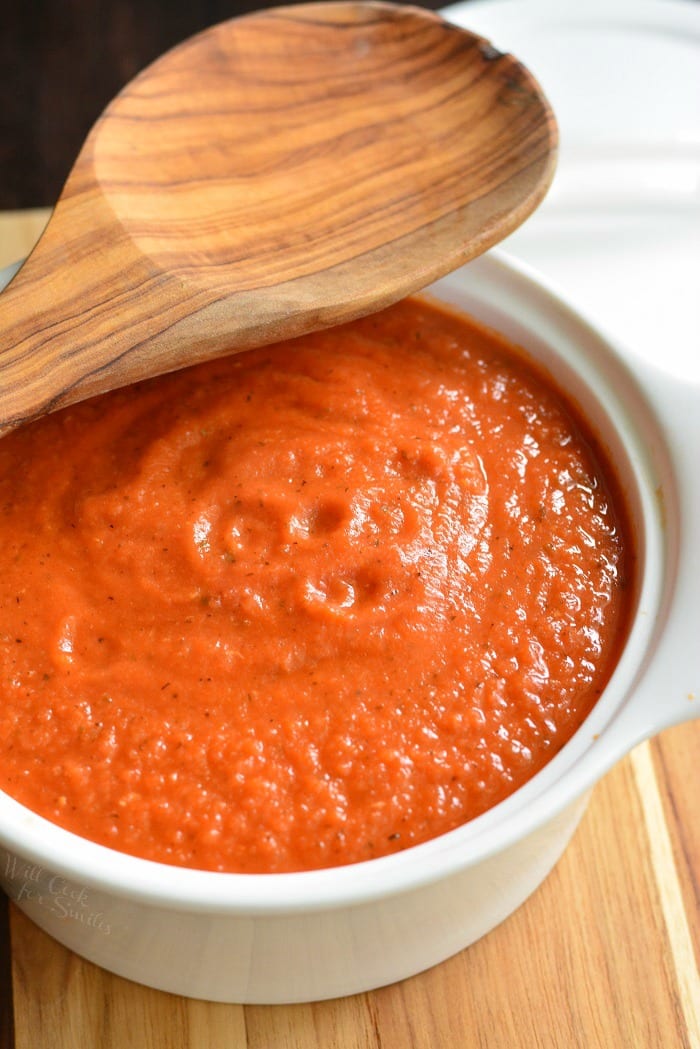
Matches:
[0,202,182,436]
[0,200,254,437]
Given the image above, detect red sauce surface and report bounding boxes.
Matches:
[0,299,633,873]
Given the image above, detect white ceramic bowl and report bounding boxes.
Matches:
[0,251,697,1003]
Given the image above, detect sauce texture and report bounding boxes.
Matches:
[0,299,633,872]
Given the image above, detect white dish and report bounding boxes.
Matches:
[0,249,697,1002]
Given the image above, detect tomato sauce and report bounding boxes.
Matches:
[0,298,633,873]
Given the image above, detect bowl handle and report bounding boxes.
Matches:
[604,360,700,757]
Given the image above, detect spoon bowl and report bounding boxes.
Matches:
[0,0,556,436]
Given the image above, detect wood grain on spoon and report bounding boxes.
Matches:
[0,1,556,436]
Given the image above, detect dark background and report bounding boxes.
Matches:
[1,0,447,210]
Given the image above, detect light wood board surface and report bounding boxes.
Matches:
[0,210,50,270]
[1,210,698,1049]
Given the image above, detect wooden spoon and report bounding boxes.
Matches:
[0,0,556,437]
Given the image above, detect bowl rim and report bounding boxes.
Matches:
[0,249,676,913]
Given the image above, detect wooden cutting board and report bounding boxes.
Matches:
[1,211,699,1048]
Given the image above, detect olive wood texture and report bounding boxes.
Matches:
[0,1,556,437]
